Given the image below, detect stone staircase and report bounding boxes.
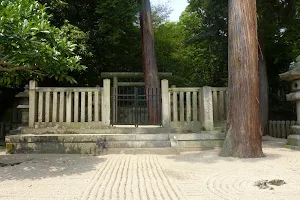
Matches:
[5,127,225,154]
[171,131,225,151]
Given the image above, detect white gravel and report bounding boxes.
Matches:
[0,136,299,200]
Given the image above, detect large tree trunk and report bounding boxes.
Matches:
[258,37,269,136]
[219,0,264,158]
[140,0,160,124]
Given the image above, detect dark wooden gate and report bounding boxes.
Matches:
[111,87,161,126]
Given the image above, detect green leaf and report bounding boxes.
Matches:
[0,0,84,87]
[22,19,28,30]
[40,30,50,34]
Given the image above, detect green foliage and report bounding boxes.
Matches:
[183,0,228,86]
[39,0,143,86]
[0,0,299,121]
[184,0,300,119]
[60,21,91,58]
[154,21,187,85]
[154,0,299,119]
[153,1,228,87]
[0,0,85,87]
[256,0,300,119]
[94,0,142,72]
[151,2,172,27]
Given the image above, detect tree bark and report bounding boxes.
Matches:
[140,0,160,124]
[219,0,264,158]
[258,35,269,136]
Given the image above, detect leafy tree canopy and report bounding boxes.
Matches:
[0,0,86,87]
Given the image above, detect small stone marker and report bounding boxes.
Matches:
[268,179,286,186]
[95,138,108,155]
[254,179,286,190]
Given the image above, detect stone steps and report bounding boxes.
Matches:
[7,141,174,154]
[107,141,170,148]
[14,127,224,135]
[103,148,178,155]
[6,134,170,143]
[6,128,226,154]
[6,133,173,154]
[171,132,225,150]
[178,140,223,148]
[15,127,172,135]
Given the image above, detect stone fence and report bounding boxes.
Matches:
[212,87,228,127]
[27,79,227,131]
[28,79,111,128]
[162,80,228,131]
[268,120,296,139]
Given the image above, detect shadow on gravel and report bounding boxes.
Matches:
[0,153,106,181]
[165,150,283,164]
[166,136,289,164]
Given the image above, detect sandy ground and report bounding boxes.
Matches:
[0,136,299,200]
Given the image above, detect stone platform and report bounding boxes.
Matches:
[5,127,225,154]
[285,135,300,150]
[284,125,300,150]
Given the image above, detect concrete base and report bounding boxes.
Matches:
[291,125,300,135]
[290,125,300,135]
[284,144,300,151]
[286,135,300,150]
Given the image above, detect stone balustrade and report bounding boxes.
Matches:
[163,79,228,131]
[28,79,111,128]
[26,78,227,131]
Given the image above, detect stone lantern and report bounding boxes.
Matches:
[15,85,29,125]
[280,55,300,149]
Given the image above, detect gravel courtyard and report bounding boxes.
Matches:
[0,136,299,200]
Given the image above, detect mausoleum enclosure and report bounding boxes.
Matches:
[27,75,228,131]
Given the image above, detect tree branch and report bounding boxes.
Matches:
[0,61,45,76]
[0,55,9,62]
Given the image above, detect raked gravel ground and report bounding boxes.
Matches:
[0,136,300,200]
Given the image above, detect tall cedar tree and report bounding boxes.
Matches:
[219,0,264,158]
[140,0,160,124]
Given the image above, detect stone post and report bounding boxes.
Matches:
[202,86,214,130]
[161,79,170,127]
[66,91,72,123]
[112,76,118,123]
[29,80,37,128]
[15,85,29,125]
[171,85,177,122]
[297,101,300,125]
[102,79,111,126]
